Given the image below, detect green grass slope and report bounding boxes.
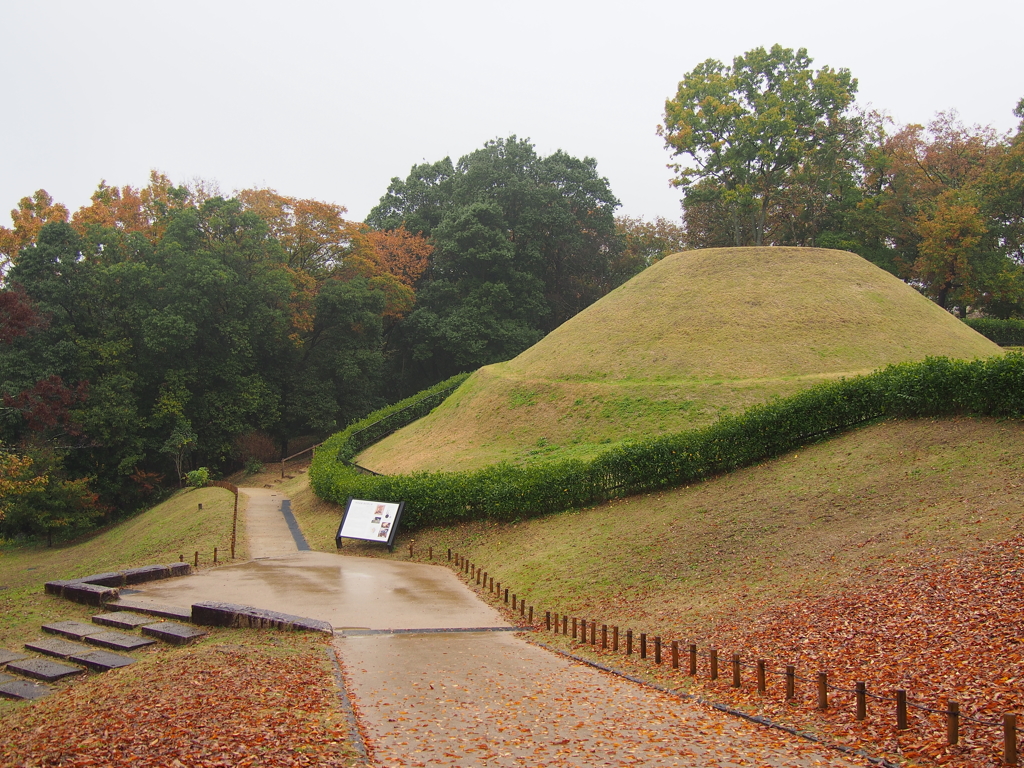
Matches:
[359,247,1000,473]
[0,486,242,649]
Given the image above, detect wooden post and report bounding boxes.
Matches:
[688,644,697,676]
[626,630,633,655]
[562,615,568,635]
[280,460,284,479]
[504,588,509,604]
[409,543,414,558]
[213,547,218,564]
[1004,714,1018,767]
[817,672,828,711]
[512,594,517,611]
[528,606,533,623]
[179,554,184,562]
[521,601,526,618]
[447,548,452,561]
[732,653,741,688]
[896,690,908,730]
[602,625,608,650]
[640,633,647,660]
[613,626,619,652]
[546,611,551,631]
[572,617,577,640]
[194,551,199,567]
[785,666,795,700]
[429,546,433,560]
[709,648,718,680]
[756,660,766,693]
[946,701,959,746]
[856,682,867,720]
[653,637,661,665]
[671,640,679,670]
[198,503,203,511]
[590,620,596,645]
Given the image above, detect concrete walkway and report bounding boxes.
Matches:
[126,488,868,767]
[243,487,301,558]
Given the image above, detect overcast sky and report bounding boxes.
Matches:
[3,1,1021,225]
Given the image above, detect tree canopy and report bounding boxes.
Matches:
[369,136,622,387]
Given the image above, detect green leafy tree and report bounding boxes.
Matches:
[369,137,620,390]
[661,44,860,247]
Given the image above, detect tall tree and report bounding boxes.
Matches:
[368,137,621,390]
[661,44,860,246]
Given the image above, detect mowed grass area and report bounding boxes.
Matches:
[358,247,1000,473]
[294,416,1024,643]
[0,485,243,650]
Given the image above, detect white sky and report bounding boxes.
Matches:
[3,0,1021,225]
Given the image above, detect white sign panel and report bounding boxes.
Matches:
[336,497,404,550]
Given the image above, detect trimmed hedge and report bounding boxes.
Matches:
[964,318,1024,346]
[310,354,1024,530]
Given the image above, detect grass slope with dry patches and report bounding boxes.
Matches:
[0,485,242,650]
[0,630,359,768]
[358,247,1000,473]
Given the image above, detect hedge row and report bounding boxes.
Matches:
[309,354,1024,530]
[331,372,470,464]
[964,318,1024,346]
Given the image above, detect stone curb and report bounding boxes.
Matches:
[191,601,333,634]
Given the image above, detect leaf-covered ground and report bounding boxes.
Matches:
[0,630,361,768]
[528,534,1024,768]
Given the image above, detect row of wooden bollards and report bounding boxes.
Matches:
[178,546,233,567]
[437,549,1019,767]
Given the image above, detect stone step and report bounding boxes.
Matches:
[25,637,94,659]
[42,620,106,641]
[106,598,192,621]
[6,658,85,683]
[92,611,155,630]
[69,650,135,672]
[0,674,51,701]
[84,630,156,652]
[140,621,208,646]
[0,650,29,666]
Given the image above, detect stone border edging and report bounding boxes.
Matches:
[326,646,371,766]
[528,637,900,768]
[44,563,192,606]
[338,626,526,636]
[191,601,333,634]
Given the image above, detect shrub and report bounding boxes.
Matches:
[185,467,210,488]
[310,354,1022,531]
[964,318,1024,346]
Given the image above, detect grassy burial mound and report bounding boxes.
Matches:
[358,247,1000,473]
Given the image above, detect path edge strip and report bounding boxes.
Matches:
[325,645,370,766]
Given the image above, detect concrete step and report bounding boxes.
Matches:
[140,621,207,646]
[83,630,156,652]
[0,650,29,666]
[69,650,135,672]
[6,658,85,683]
[41,620,106,641]
[0,673,51,701]
[25,637,93,659]
[106,598,192,621]
[92,611,155,630]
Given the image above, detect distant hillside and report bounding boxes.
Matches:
[359,247,1000,473]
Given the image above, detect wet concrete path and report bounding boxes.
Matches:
[129,488,867,767]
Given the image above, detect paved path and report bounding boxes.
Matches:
[129,488,868,767]
[244,487,301,558]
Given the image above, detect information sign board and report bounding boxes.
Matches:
[335,497,405,552]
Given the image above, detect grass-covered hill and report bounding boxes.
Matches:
[357,247,1000,473]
